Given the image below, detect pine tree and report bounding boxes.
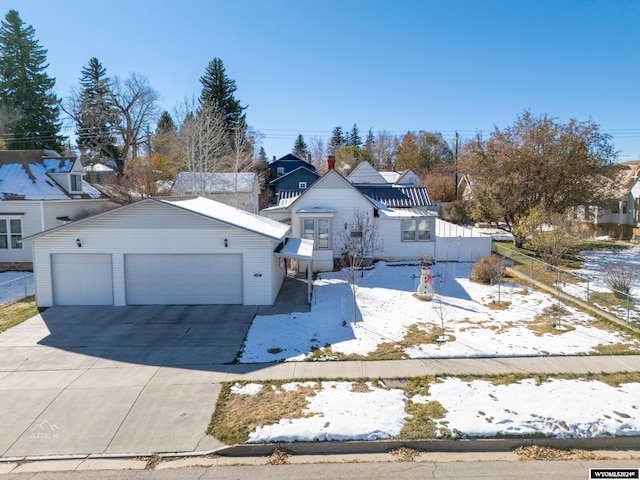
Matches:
[156,111,175,135]
[75,57,119,162]
[292,134,309,159]
[199,58,246,137]
[347,123,362,147]
[328,126,345,154]
[0,10,64,150]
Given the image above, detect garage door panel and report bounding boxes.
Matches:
[52,254,113,305]
[125,254,242,305]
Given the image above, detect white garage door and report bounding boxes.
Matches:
[125,254,243,305]
[52,254,114,305]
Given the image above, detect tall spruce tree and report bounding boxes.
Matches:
[347,123,362,147]
[75,57,119,162]
[0,10,64,150]
[328,126,345,154]
[199,58,246,137]
[292,134,309,159]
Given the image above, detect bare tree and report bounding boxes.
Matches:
[175,97,228,195]
[339,208,382,323]
[308,136,327,172]
[109,73,160,171]
[228,120,260,208]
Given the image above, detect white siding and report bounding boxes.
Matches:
[32,201,278,306]
[376,217,436,261]
[271,251,286,303]
[51,253,113,305]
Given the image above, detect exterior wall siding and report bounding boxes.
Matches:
[376,217,436,261]
[32,202,279,306]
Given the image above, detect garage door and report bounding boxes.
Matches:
[52,254,113,305]
[125,254,243,305]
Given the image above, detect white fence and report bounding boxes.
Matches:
[435,219,492,262]
[0,273,34,305]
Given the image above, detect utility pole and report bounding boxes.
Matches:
[454,131,459,201]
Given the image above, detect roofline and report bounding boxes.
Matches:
[24,197,289,243]
[285,169,379,211]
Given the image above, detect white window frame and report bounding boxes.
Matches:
[301,217,331,249]
[70,174,83,192]
[276,166,285,176]
[401,218,432,242]
[299,181,307,189]
[0,217,23,250]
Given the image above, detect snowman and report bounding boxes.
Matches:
[417,264,434,301]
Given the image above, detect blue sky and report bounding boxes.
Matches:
[10,0,640,160]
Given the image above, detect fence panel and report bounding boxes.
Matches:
[0,273,34,305]
[492,243,638,325]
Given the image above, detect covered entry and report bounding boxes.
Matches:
[125,254,243,305]
[276,238,314,303]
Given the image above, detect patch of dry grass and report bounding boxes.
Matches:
[528,314,576,336]
[208,381,320,444]
[0,295,41,333]
[514,445,608,461]
[485,300,512,310]
[400,400,451,440]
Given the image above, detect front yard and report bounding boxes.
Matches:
[239,261,640,363]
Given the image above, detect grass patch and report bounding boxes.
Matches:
[528,313,576,336]
[207,381,319,444]
[485,300,511,310]
[0,295,41,333]
[400,400,450,439]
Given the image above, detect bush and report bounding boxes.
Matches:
[471,255,505,285]
[603,264,639,296]
[442,200,472,225]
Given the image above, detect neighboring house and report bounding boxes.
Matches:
[270,166,320,204]
[590,160,640,240]
[262,168,438,271]
[379,169,420,186]
[348,161,420,187]
[269,153,316,182]
[172,172,260,213]
[26,196,312,307]
[0,150,109,269]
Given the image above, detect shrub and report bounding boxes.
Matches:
[471,255,505,285]
[603,264,639,296]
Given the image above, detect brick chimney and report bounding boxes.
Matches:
[327,155,336,170]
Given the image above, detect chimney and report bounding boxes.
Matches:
[272,156,276,162]
[327,155,336,170]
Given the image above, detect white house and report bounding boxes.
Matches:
[172,172,260,213]
[262,169,437,271]
[26,196,311,307]
[0,150,110,269]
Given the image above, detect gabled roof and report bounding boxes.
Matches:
[25,196,290,242]
[271,153,316,170]
[269,166,320,185]
[347,161,387,184]
[172,172,258,195]
[284,168,379,211]
[0,150,103,200]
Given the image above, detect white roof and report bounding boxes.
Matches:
[379,172,401,183]
[161,197,289,240]
[172,172,257,195]
[278,237,313,259]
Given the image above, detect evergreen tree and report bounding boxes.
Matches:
[75,57,119,162]
[156,111,176,135]
[328,126,345,154]
[347,123,362,147]
[292,134,309,159]
[199,58,246,137]
[0,10,64,150]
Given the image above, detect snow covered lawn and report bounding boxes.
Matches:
[220,376,640,443]
[239,262,640,363]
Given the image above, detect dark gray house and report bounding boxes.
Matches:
[268,153,316,182]
[270,166,320,204]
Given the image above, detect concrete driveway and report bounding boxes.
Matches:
[0,287,310,459]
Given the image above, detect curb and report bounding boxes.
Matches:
[3,437,638,464]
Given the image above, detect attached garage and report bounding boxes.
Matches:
[125,254,242,305]
[51,254,113,305]
[27,197,299,307]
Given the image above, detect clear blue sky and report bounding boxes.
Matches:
[10,0,640,160]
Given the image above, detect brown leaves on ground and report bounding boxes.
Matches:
[514,445,606,461]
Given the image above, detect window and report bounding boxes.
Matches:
[299,181,307,189]
[622,201,628,214]
[401,218,431,241]
[276,166,285,176]
[0,218,22,249]
[70,174,82,191]
[612,201,620,214]
[302,218,330,249]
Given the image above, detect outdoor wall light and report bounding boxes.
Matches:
[76,238,82,248]
[224,238,228,248]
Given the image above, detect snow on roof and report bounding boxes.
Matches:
[0,151,103,200]
[85,163,115,172]
[172,172,257,195]
[379,171,400,183]
[277,237,313,259]
[161,196,289,240]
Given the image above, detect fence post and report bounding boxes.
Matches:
[628,294,631,323]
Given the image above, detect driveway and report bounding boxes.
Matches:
[0,276,311,458]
